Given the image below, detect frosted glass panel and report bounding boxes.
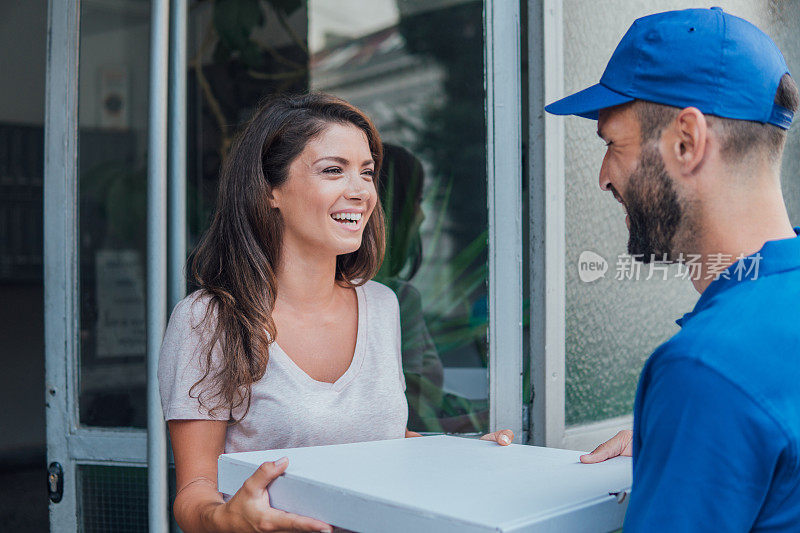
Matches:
[561,0,794,426]
[769,4,800,220]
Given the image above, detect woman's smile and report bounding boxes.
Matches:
[330,210,364,231]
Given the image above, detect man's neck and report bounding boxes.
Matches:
[690,184,795,293]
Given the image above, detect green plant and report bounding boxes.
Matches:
[375,162,490,433]
[192,0,307,161]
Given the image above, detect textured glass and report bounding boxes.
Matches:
[561,0,791,426]
[768,3,800,221]
[79,465,148,533]
[78,465,179,533]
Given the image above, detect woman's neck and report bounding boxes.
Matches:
[274,239,340,312]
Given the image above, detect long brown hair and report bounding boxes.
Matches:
[189,92,385,422]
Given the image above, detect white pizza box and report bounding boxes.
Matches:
[218,435,631,533]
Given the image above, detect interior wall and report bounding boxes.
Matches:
[0,285,45,459]
[0,2,46,125]
[0,1,46,461]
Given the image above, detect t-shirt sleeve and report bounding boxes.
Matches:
[625,356,787,532]
[157,293,231,421]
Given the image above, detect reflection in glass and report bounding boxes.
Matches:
[78,0,488,433]
[311,0,489,433]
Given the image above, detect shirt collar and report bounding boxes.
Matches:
[676,227,800,327]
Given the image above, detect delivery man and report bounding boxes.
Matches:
[545,7,800,531]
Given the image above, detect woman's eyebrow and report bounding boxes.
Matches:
[313,156,374,166]
[314,156,348,165]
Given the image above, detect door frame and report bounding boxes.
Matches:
[44,0,81,528]
[486,0,524,441]
[44,0,174,529]
[527,0,633,449]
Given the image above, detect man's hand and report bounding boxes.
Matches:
[580,430,633,463]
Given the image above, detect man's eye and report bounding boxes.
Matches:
[605,140,614,147]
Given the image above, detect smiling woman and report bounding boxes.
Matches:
[182,93,386,423]
[270,122,379,263]
[156,92,512,532]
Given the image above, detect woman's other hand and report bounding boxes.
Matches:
[480,429,514,445]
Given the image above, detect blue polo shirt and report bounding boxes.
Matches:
[625,229,800,531]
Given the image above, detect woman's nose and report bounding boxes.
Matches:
[344,176,370,200]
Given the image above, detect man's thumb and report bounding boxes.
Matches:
[580,441,614,464]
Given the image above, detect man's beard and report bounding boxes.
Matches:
[622,144,686,263]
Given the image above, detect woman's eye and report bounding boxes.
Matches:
[362,169,374,179]
[323,166,343,175]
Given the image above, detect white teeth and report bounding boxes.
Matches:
[331,212,362,222]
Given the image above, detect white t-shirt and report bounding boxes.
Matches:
[158,280,408,453]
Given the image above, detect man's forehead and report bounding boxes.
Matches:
[597,103,637,138]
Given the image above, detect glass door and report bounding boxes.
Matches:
[46,0,161,530]
[45,1,523,530]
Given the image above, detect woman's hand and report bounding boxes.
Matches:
[211,457,332,533]
[479,429,514,445]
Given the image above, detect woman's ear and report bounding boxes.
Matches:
[267,189,279,209]
[670,107,707,175]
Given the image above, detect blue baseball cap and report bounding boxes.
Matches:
[545,7,793,129]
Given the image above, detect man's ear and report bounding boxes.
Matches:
[670,107,707,175]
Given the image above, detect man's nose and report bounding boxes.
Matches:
[598,162,612,192]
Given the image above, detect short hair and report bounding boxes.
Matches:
[634,74,799,164]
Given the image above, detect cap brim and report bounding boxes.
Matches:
[544,83,634,120]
